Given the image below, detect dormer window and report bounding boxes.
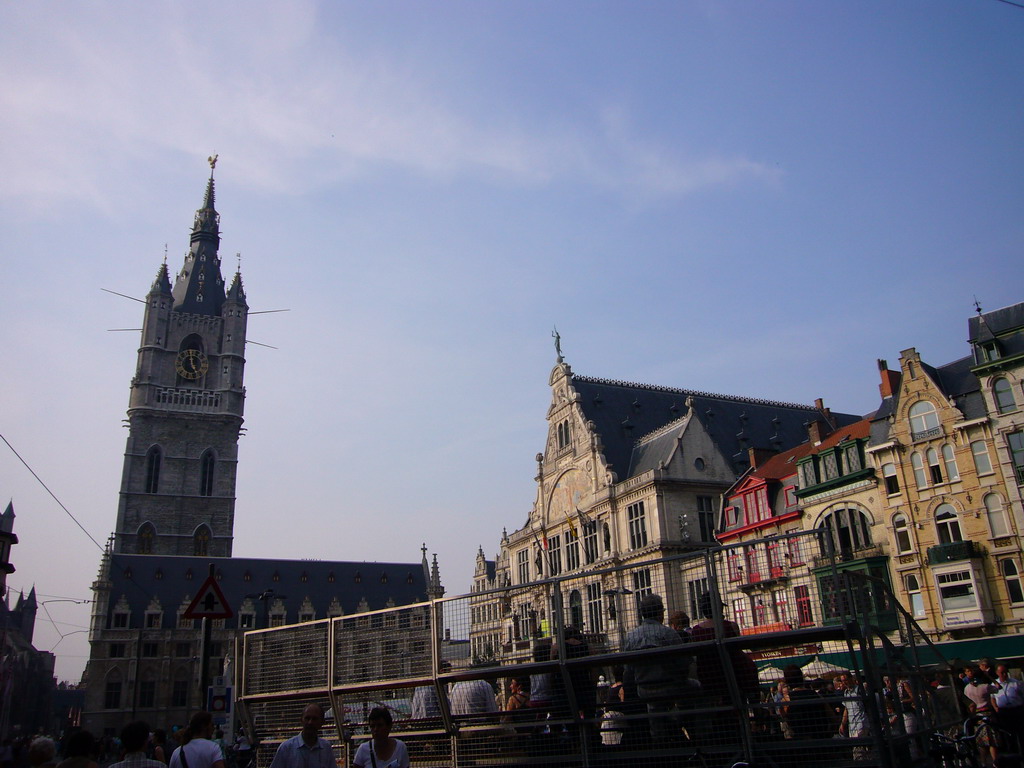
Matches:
[979,341,1001,363]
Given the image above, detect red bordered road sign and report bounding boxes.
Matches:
[184,574,234,620]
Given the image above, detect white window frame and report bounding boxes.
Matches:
[941,444,959,482]
[905,573,926,618]
[911,452,927,488]
[984,493,1010,538]
[893,513,913,554]
[935,505,963,544]
[971,441,993,475]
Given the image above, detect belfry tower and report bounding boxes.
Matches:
[112,160,248,557]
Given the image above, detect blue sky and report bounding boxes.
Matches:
[1,1,1022,682]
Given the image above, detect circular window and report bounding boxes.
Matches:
[694,457,705,471]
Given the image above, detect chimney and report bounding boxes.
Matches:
[748,447,777,469]
[814,397,835,428]
[807,419,828,446]
[877,359,901,399]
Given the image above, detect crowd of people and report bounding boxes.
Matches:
[407,591,1024,765]
[6,713,255,768]
[6,595,1021,768]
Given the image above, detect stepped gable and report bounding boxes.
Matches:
[571,374,861,479]
[104,554,430,628]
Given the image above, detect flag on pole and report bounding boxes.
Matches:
[563,509,578,538]
[576,506,593,526]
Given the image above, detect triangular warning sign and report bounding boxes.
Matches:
[184,573,234,620]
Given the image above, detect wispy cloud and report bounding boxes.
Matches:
[0,1,778,211]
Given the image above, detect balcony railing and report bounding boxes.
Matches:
[911,426,942,443]
[1016,464,1024,485]
[811,545,885,571]
[927,540,981,565]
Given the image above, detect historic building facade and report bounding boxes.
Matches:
[82,166,442,736]
[868,342,1023,642]
[0,503,58,739]
[471,352,859,660]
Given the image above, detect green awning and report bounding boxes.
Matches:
[817,634,1024,673]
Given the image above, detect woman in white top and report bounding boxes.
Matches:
[169,712,225,768]
[353,707,409,768]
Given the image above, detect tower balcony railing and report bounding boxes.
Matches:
[154,388,223,411]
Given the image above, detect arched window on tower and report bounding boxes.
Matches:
[194,525,211,556]
[145,447,162,494]
[137,523,155,555]
[199,450,216,497]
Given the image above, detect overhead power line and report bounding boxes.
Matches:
[0,431,105,552]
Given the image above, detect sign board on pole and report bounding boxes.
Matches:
[184,574,234,620]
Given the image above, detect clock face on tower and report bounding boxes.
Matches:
[175,349,209,380]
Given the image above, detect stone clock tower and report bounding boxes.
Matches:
[112,162,247,558]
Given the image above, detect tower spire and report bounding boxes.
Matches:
[172,158,226,315]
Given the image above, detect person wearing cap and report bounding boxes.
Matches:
[622,594,691,744]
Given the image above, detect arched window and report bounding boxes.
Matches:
[935,505,962,545]
[909,401,940,437]
[817,507,873,560]
[892,513,913,554]
[144,446,162,494]
[556,419,571,450]
[882,463,900,495]
[1002,560,1024,605]
[926,448,943,484]
[193,525,211,556]
[984,493,1010,538]
[199,450,215,497]
[994,377,1017,414]
[911,452,927,488]
[568,589,584,629]
[103,668,123,710]
[941,444,959,482]
[137,523,155,555]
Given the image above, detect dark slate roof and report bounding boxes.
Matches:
[968,302,1024,343]
[105,554,429,630]
[926,356,986,420]
[570,375,861,479]
[869,396,897,445]
[171,175,227,316]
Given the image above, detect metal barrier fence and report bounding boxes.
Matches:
[237,531,963,768]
